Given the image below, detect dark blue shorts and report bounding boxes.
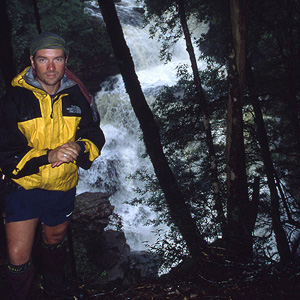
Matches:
[5,187,76,226]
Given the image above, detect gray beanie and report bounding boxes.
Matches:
[30,32,69,56]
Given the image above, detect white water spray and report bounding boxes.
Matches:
[78,0,206,250]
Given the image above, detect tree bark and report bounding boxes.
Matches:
[32,0,42,33]
[98,0,208,259]
[230,0,248,90]
[248,176,259,234]
[177,0,226,232]
[226,48,252,259]
[226,0,252,260]
[0,0,17,90]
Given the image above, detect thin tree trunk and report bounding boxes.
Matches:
[248,176,260,234]
[230,0,248,90]
[247,61,292,263]
[274,172,300,220]
[32,0,42,33]
[226,48,252,259]
[226,0,252,260]
[0,0,17,90]
[177,0,226,232]
[98,0,208,259]
[250,91,292,263]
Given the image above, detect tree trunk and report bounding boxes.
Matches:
[226,48,252,259]
[226,0,252,260]
[32,0,42,33]
[285,0,300,154]
[248,176,259,234]
[230,0,248,90]
[177,0,226,232]
[0,0,17,90]
[246,60,292,263]
[98,0,208,259]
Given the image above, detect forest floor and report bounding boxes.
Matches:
[1,254,300,300]
[88,257,300,300]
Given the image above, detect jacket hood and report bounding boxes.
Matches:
[11,67,76,95]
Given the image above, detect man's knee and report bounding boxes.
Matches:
[43,222,69,245]
[7,245,31,266]
[43,232,66,245]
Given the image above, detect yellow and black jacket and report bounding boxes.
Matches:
[0,67,105,191]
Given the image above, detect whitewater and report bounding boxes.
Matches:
[78,0,206,250]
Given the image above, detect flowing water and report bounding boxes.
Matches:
[78,0,206,250]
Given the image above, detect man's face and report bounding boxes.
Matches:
[30,48,68,94]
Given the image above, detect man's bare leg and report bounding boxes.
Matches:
[6,218,39,265]
[5,218,39,300]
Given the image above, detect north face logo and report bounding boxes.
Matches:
[66,105,81,114]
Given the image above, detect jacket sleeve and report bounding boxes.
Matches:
[75,96,105,170]
[0,91,48,179]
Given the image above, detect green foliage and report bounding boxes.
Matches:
[246,0,300,206]
[142,0,181,62]
[33,0,112,71]
[138,0,300,265]
[6,0,34,72]
[142,0,176,18]
[5,0,112,76]
[130,72,228,259]
[147,225,188,272]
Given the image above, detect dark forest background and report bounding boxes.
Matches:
[1,0,300,298]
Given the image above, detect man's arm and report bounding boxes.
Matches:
[74,97,105,170]
[0,92,49,178]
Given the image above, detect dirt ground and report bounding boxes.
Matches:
[1,254,300,300]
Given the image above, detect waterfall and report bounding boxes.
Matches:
[78,0,206,251]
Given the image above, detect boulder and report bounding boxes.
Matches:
[89,230,131,288]
[70,192,160,289]
[129,251,160,281]
[72,192,114,232]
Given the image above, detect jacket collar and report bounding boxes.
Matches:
[12,67,76,96]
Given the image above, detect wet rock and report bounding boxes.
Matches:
[70,192,160,289]
[129,251,160,281]
[72,192,114,232]
[90,230,131,288]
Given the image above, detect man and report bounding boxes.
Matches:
[0,32,105,300]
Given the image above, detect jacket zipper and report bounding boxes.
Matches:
[50,95,58,118]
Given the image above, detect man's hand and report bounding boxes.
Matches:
[48,142,81,168]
